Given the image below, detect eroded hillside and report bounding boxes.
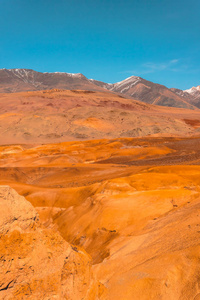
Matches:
[1,137,200,299]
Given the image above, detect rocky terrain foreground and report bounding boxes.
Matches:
[1,137,200,299]
[0,186,106,299]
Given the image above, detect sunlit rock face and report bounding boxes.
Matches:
[0,186,38,235]
[0,186,106,300]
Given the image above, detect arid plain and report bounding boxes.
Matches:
[1,89,200,299]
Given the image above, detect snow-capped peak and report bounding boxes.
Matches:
[184,86,200,94]
[43,71,83,78]
[109,76,141,92]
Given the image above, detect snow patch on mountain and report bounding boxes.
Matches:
[110,76,141,92]
[7,69,42,87]
[184,86,200,94]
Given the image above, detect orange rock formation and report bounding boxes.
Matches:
[0,186,106,299]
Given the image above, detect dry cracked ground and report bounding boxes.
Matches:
[1,137,200,299]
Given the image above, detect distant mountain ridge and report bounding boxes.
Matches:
[171,85,200,109]
[93,75,196,109]
[0,68,199,109]
[0,68,106,93]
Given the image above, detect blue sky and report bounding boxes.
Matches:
[0,0,200,89]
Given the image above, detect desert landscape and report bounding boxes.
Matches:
[1,76,200,299]
[1,0,200,298]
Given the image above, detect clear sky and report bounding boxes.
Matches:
[0,0,200,89]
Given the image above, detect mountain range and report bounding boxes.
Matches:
[0,68,200,110]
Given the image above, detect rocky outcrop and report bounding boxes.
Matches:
[0,186,106,300]
[0,186,38,235]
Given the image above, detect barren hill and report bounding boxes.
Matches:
[1,89,200,144]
